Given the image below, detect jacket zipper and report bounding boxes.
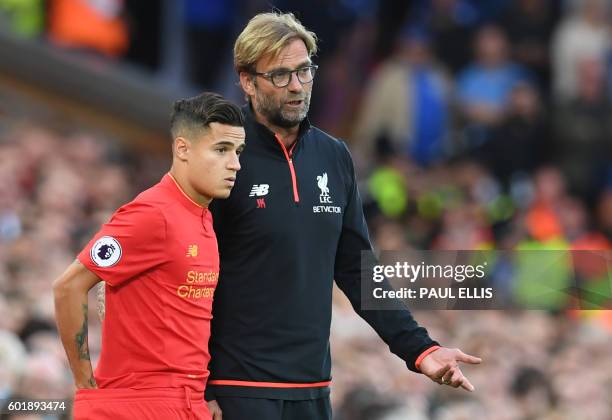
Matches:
[274,134,300,203]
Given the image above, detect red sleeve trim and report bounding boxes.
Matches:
[415,345,441,372]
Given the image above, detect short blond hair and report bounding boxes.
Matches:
[234,12,318,74]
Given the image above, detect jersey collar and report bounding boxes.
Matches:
[162,173,208,217]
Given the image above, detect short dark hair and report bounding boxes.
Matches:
[170,92,244,140]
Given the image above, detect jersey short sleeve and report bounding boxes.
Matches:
[77,202,167,287]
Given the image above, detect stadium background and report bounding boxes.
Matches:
[0,0,611,419]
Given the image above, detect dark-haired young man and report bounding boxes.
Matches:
[53,92,245,420]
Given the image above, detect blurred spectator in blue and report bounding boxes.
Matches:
[552,0,610,103]
[403,26,450,167]
[501,0,558,93]
[352,24,450,169]
[456,24,530,147]
[0,0,45,38]
[554,56,612,204]
[456,24,530,124]
[182,0,236,88]
[476,82,549,186]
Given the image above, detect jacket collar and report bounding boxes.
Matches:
[242,103,311,157]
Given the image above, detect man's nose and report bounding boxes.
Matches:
[287,72,303,92]
[228,153,241,171]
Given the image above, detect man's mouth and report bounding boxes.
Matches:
[286,99,304,107]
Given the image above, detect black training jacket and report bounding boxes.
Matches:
[206,105,438,400]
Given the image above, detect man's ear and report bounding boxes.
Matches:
[174,136,190,161]
[239,72,256,97]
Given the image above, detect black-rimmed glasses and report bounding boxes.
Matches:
[251,65,318,88]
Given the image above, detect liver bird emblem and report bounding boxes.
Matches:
[317,173,329,195]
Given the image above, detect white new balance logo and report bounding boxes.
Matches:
[249,184,270,197]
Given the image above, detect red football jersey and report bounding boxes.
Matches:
[78,173,219,393]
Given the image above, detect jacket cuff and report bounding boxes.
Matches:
[204,386,216,402]
[415,345,441,372]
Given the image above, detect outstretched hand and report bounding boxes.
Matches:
[419,347,481,392]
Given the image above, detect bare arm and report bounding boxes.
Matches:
[96,281,105,321]
[53,260,102,389]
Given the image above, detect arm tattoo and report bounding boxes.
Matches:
[75,303,90,360]
[88,375,97,388]
[97,282,106,321]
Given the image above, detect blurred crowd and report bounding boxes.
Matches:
[1,0,611,419]
[0,122,167,419]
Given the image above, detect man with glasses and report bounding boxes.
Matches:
[205,12,481,420]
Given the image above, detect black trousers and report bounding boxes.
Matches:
[215,396,332,420]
